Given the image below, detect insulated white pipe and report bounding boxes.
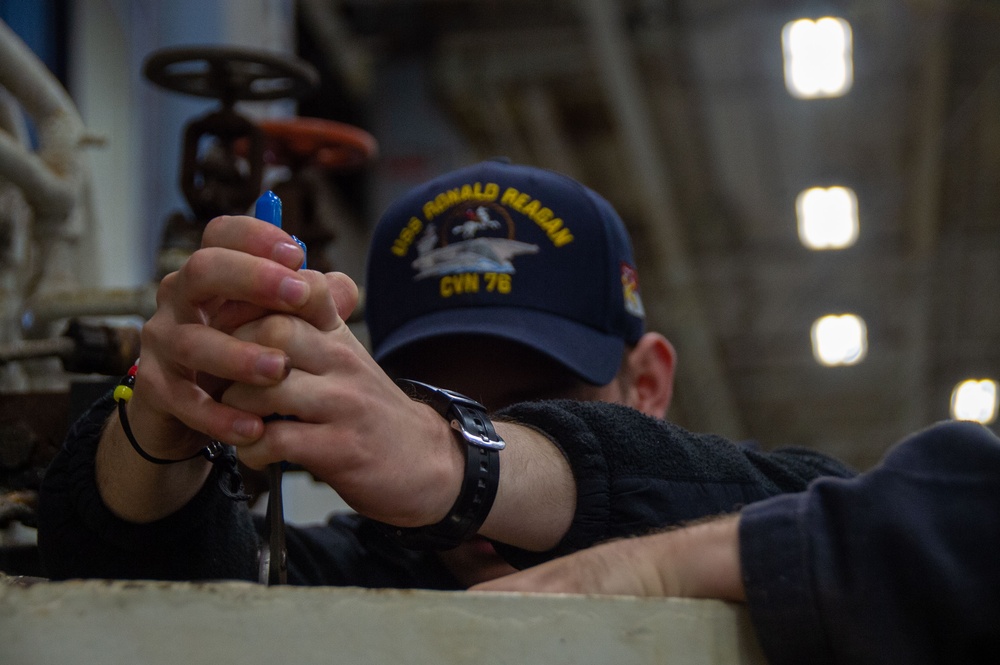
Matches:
[0,19,89,228]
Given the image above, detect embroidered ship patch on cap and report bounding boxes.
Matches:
[410,202,539,280]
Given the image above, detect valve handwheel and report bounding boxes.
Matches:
[143,46,319,106]
[260,118,378,171]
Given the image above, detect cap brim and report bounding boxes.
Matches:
[372,307,626,386]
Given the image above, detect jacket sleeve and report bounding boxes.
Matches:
[284,513,460,589]
[36,393,460,589]
[739,420,1000,665]
[37,393,260,582]
[491,400,856,568]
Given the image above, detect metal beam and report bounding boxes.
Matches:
[574,0,744,437]
[517,84,584,180]
[298,0,373,101]
[902,4,952,431]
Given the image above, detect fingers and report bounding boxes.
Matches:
[144,287,293,386]
[202,215,305,270]
[195,267,352,335]
[327,272,360,321]
[219,303,464,525]
[172,247,310,318]
[222,367,347,425]
[139,217,363,453]
[227,418,303,470]
[291,271,340,331]
[129,352,266,449]
[257,270,357,332]
[223,362,464,527]
[169,218,360,334]
[156,379,265,445]
[137,272,298,450]
[118,217,356,458]
[171,325,291,385]
[171,216,312,328]
[209,270,332,333]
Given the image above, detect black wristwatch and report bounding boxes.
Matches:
[377,379,505,550]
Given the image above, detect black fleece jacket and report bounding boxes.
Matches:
[38,394,855,586]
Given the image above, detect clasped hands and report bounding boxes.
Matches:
[130,215,463,528]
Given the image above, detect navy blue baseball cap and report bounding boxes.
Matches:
[364,159,646,385]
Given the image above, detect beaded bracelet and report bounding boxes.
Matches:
[114,362,225,465]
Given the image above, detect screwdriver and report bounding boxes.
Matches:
[253,190,305,585]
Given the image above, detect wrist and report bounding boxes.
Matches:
[415,399,466,524]
[122,388,214,463]
[658,514,745,601]
[96,396,213,523]
[376,380,504,550]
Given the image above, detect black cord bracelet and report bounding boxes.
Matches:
[114,364,226,465]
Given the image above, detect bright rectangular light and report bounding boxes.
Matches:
[797,186,859,249]
[951,379,999,424]
[782,17,853,98]
[811,314,867,366]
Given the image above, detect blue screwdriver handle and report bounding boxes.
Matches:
[255,190,307,268]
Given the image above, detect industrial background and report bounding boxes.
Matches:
[1,0,999,567]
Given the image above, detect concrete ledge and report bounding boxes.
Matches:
[0,578,766,664]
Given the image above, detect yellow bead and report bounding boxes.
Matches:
[113,385,133,403]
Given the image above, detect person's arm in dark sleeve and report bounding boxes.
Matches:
[477,419,1000,665]
[491,399,854,568]
[283,513,461,590]
[740,420,1000,665]
[741,445,856,492]
[38,393,463,588]
[38,393,260,581]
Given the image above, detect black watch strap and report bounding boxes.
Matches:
[376,379,505,550]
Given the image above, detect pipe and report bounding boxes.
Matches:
[0,19,90,228]
[24,284,159,327]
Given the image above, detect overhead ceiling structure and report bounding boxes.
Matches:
[299,0,1000,470]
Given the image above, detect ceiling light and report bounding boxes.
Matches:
[811,314,867,366]
[797,186,859,249]
[950,379,999,424]
[782,17,854,99]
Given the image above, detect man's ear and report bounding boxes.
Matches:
[623,332,676,419]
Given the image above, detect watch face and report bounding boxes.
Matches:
[397,379,505,450]
[442,387,471,401]
[445,391,487,410]
[397,379,485,411]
